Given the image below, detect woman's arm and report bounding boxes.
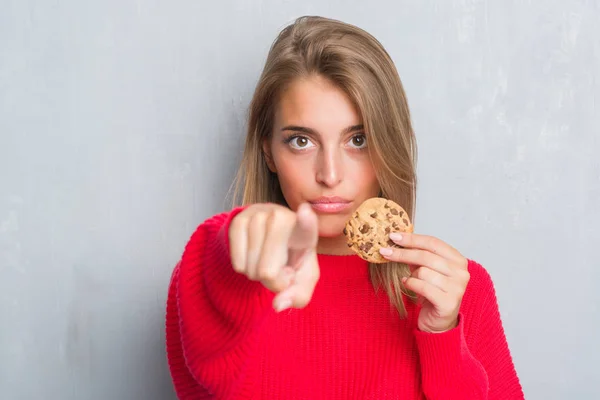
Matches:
[165,208,275,399]
[380,232,524,399]
[414,261,524,399]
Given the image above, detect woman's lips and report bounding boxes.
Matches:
[308,197,352,213]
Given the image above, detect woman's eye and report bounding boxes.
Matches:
[287,136,315,149]
[348,134,367,149]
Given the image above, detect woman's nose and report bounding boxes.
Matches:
[315,148,343,187]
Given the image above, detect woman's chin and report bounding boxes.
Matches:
[316,217,347,238]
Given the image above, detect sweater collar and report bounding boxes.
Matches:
[316,253,369,280]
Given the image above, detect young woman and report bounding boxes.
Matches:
[166,16,524,400]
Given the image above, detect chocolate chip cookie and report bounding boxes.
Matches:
[344,197,413,263]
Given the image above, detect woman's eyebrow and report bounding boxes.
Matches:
[281,124,364,135]
[342,124,364,134]
[281,125,316,134]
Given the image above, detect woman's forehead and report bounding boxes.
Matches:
[274,77,362,134]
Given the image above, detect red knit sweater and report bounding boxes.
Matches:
[165,208,524,399]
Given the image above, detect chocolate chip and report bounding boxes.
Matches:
[384,203,390,208]
[386,213,392,218]
[359,224,370,234]
[343,227,347,235]
[392,222,398,228]
[387,239,395,246]
[364,242,373,251]
[370,212,377,218]
[385,227,391,234]
[402,218,409,225]
[347,243,353,247]
[390,208,399,215]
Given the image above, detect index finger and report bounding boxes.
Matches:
[390,232,464,266]
[289,203,318,251]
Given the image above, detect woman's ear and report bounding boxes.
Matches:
[262,139,277,173]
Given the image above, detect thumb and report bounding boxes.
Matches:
[288,203,318,252]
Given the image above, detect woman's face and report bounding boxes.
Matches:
[264,75,381,243]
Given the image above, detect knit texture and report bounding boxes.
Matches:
[166,208,524,399]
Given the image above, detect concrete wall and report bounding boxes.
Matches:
[1,1,598,398]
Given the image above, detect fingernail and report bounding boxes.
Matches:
[389,232,403,242]
[275,298,292,312]
[379,247,393,256]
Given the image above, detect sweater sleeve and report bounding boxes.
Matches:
[413,260,524,400]
[165,208,276,399]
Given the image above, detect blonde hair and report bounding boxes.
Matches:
[232,16,418,317]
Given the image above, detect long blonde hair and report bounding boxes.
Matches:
[232,16,418,317]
